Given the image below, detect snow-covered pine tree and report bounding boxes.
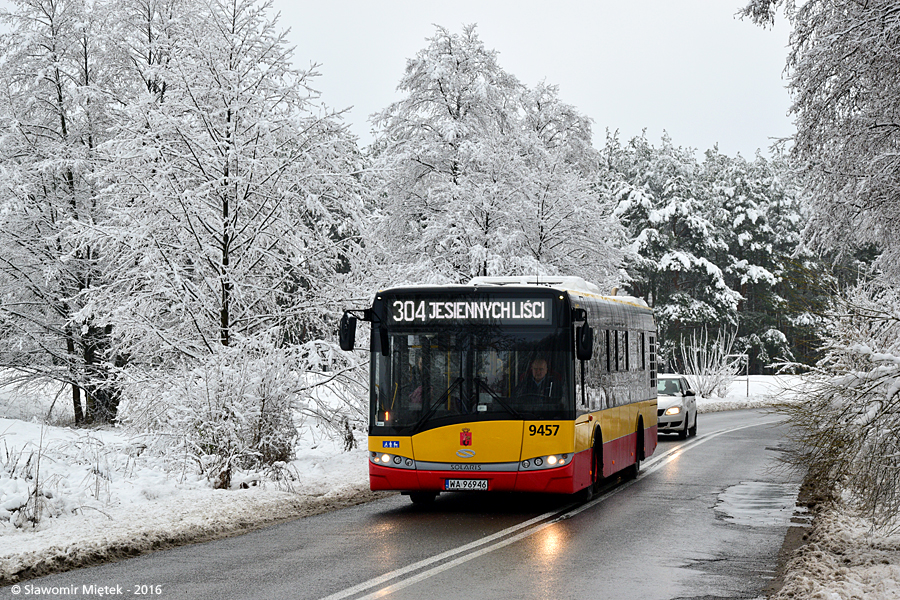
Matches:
[609,133,739,367]
[703,148,807,371]
[608,133,816,372]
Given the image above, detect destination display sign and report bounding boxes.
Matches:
[389,298,552,324]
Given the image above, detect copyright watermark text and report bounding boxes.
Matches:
[9,583,163,596]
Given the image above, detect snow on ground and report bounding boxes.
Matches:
[772,502,900,600]
[1,373,897,600]
[698,373,802,413]
[0,377,376,584]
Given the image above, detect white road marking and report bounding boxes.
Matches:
[318,418,783,600]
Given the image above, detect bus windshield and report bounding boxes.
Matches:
[371,326,573,435]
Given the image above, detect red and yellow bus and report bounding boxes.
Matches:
[340,276,658,504]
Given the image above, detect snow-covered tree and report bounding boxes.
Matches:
[515,83,625,288]
[369,24,527,283]
[606,133,815,371]
[0,0,121,422]
[96,0,365,362]
[742,0,900,282]
[742,0,900,523]
[609,134,739,365]
[778,280,900,532]
[75,0,369,482]
[369,25,622,286]
[0,0,369,447]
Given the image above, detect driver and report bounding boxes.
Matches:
[516,357,561,399]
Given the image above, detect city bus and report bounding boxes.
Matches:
[339,276,658,504]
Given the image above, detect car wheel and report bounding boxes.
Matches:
[678,416,689,440]
[689,412,698,437]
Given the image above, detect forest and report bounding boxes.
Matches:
[0,0,898,524]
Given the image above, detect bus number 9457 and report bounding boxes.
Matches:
[528,424,559,436]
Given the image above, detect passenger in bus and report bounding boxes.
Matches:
[516,357,562,399]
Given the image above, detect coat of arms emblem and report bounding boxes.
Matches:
[460,428,472,446]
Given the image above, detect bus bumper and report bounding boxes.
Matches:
[369,449,592,494]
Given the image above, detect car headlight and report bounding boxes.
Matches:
[664,406,682,416]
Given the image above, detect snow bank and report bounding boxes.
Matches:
[698,374,804,413]
[773,501,900,600]
[0,409,373,585]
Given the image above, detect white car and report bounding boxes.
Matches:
[656,374,698,439]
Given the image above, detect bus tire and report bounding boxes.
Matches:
[576,481,594,503]
[591,426,604,489]
[576,427,602,503]
[409,492,437,505]
[627,420,644,479]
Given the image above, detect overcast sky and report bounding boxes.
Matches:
[274,0,793,158]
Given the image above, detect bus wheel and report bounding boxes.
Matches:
[578,428,602,502]
[591,428,604,487]
[576,481,594,503]
[409,492,437,505]
[627,424,643,479]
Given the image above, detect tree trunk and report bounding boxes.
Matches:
[72,383,83,425]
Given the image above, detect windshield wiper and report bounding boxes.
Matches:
[410,377,465,434]
[474,378,523,419]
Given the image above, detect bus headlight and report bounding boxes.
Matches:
[521,454,569,471]
[370,452,416,470]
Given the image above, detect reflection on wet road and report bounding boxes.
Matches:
[716,481,808,527]
[322,412,802,600]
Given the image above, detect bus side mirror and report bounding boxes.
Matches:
[339,313,357,351]
[576,325,593,361]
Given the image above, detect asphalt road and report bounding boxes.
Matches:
[3,409,803,600]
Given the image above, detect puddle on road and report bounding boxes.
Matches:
[715,481,808,527]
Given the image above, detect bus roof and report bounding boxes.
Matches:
[468,276,649,309]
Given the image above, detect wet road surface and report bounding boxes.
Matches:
[2,409,803,600]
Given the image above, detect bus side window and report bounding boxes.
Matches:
[641,332,646,370]
[605,330,611,372]
[612,331,618,372]
[617,330,626,372]
[629,330,638,372]
[625,331,630,371]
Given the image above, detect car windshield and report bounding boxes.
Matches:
[657,378,681,396]
[371,326,573,434]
